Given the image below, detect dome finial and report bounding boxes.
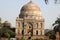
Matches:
[30,0,33,2]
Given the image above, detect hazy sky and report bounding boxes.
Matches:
[0,0,60,29]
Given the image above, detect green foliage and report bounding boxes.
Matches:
[20,38,27,40]
[0,29,3,37]
[44,0,48,4]
[22,38,54,40]
[0,18,1,24]
[19,38,47,40]
[4,29,15,38]
[45,30,56,39]
[0,18,2,27]
[39,38,44,40]
[30,38,44,40]
[4,32,10,38]
[53,17,60,32]
[0,27,15,38]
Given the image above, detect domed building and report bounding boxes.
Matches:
[16,1,44,39]
[3,21,11,27]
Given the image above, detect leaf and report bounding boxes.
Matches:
[44,0,48,4]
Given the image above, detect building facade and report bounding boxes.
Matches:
[16,1,44,39]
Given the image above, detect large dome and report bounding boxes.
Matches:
[21,1,40,11]
[19,1,42,20]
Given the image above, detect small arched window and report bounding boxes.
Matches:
[36,30,38,35]
[37,23,38,28]
[41,23,42,28]
[18,22,20,27]
[18,29,20,34]
[22,30,24,35]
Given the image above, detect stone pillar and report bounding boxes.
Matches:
[56,32,60,40]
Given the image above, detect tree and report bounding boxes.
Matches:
[45,30,56,40]
[4,29,15,40]
[53,17,60,33]
[0,27,15,40]
[44,0,48,4]
[3,21,15,37]
[0,18,1,25]
[4,30,10,40]
[0,18,3,28]
[0,29,3,40]
[44,0,60,4]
